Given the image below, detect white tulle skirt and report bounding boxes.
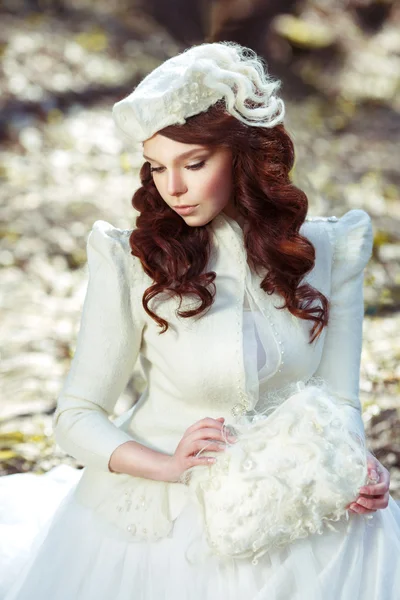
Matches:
[1,465,400,600]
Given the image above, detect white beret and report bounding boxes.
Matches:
[112,41,285,144]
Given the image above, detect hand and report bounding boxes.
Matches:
[347,451,390,515]
[165,417,235,483]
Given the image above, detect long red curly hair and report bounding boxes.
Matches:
[128,100,329,343]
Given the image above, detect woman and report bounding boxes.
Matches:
[1,41,399,599]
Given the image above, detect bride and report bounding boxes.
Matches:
[1,41,399,600]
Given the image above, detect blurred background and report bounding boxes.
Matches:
[0,0,399,498]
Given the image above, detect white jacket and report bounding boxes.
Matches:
[52,209,373,533]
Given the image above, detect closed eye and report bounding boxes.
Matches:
[187,161,206,171]
[149,161,206,174]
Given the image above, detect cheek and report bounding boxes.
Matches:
[201,166,232,201]
[153,180,170,205]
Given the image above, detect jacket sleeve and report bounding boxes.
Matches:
[52,220,145,472]
[312,209,374,444]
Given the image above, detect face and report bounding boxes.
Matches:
[142,134,238,226]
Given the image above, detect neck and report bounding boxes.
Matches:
[236,214,246,231]
[222,206,247,232]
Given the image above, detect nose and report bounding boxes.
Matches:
[167,170,188,197]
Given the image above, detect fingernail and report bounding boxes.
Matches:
[368,469,379,483]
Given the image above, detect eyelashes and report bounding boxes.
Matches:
[187,161,206,171]
[149,161,206,174]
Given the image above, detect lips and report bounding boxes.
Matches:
[174,204,199,215]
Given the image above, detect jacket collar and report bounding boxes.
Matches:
[210,211,245,238]
[210,211,311,249]
[208,212,249,279]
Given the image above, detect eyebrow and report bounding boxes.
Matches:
[142,148,208,163]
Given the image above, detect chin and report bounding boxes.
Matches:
[183,218,207,227]
[178,212,206,227]
[187,209,223,226]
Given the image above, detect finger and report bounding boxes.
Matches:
[359,466,390,496]
[370,461,389,480]
[186,427,234,444]
[382,491,390,508]
[187,455,216,468]
[348,502,377,515]
[178,432,227,457]
[353,493,389,511]
[356,497,383,511]
[358,480,388,496]
[366,455,387,476]
[191,440,227,455]
[184,418,226,435]
[367,491,390,510]
[353,490,389,511]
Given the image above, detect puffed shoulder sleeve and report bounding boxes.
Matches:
[53,220,145,471]
[312,209,373,443]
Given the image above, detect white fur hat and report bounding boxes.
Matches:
[112,41,285,144]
